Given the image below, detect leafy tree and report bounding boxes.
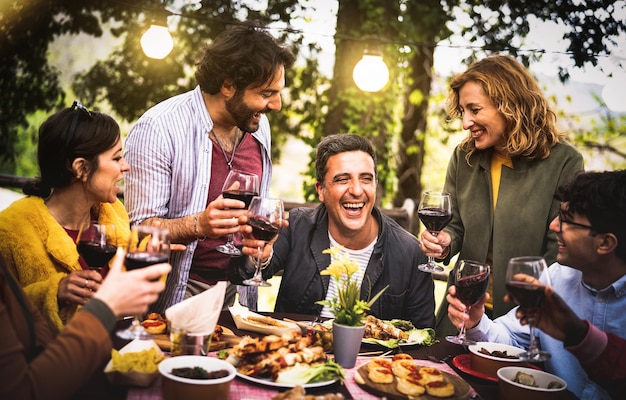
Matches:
[2,0,624,225]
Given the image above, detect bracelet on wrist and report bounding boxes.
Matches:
[193,214,206,242]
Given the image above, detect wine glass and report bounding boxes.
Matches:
[446,259,490,345]
[417,191,452,273]
[216,169,260,256]
[505,256,552,362]
[76,222,117,273]
[242,196,283,287]
[117,225,171,340]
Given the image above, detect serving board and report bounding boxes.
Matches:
[354,364,472,400]
[152,326,239,352]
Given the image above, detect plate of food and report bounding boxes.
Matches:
[361,315,437,348]
[354,353,471,399]
[225,330,344,388]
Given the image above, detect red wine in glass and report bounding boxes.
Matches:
[418,207,453,232]
[125,252,170,271]
[243,196,284,287]
[76,223,117,273]
[222,190,258,208]
[417,191,453,273]
[505,256,552,362]
[248,217,280,241]
[117,225,170,341]
[217,170,260,256]
[77,241,117,271]
[456,271,490,307]
[505,281,546,309]
[446,260,490,345]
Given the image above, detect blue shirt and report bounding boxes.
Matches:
[467,263,626,400]
[124,86,273,313]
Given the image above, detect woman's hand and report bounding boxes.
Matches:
[419,230,451,258]
[58,269,103,305]
[93,248,170,318]
[447,284,488,330]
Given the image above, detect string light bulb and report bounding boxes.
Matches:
[353,50,389,92]
[140,12,173,59]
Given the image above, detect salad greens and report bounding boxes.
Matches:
[362,319,437,349]
[276,359,345,384]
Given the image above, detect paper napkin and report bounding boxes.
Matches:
[165,281,226,334]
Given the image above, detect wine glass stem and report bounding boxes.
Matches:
[253,246,263,280]
[225,233,234,245]
[528,321,538,355]
[458,307,469,341]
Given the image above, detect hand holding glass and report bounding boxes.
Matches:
[417,191,452,273]
[77,222,117,273]
[505,256,552,362]
[117,225,171,340]
[216,169,260,256]
[242,196,283,287]
[446,259,490,345]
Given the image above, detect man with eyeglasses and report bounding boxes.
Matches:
[445,169,626,400]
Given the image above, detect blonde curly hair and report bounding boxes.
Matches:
[445,55,565,165]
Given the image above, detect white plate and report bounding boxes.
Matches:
[236,372,338,389]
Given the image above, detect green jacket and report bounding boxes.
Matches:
[435,141,584,336]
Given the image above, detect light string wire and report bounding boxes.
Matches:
[103,0,622,62]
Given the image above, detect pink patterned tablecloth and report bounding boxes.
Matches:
[127,356,476,399]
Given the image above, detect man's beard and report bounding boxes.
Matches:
[225,91,267,133]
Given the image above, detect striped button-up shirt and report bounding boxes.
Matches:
[124,86,273,313]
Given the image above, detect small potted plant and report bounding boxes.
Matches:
[316,246,388,367]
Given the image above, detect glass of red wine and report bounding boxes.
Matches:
[505,256,552,362]
[417,191,452,273]
[216,169,260,256]
[446,259,490,345]
[77,222,117,274]
[242,196,283,287]
[117,225,171,340]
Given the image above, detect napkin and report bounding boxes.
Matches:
[165,281,226,334]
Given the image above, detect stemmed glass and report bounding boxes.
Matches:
[446,259,490,345]
[117,225,171,340]
[505,256,552,362]
[216,169,260,256]
[417,191,452,273]
[77,222,117,274]
[242,196,283,287]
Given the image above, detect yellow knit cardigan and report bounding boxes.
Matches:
[0,196,129,333]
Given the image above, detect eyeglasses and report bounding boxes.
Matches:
[558,208,595,232]
[65,100,92,147]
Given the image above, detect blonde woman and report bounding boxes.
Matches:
[419,55,584,336]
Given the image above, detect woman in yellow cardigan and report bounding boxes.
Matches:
[0,101,130,333]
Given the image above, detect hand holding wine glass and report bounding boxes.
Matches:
[117,225,171,340]
[77,222,117,274]
[505,256,552,362]
[446,259,490,345]
[242,196,283,287]
[417,191,452,273]
[216,169,260,256]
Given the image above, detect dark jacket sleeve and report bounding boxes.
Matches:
[0,259,113,400]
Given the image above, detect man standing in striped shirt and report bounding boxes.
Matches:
[124,24,295,313]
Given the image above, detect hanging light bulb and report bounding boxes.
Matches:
[602,75,626,113]
[140,12,173,59]
[353,50,390,92]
